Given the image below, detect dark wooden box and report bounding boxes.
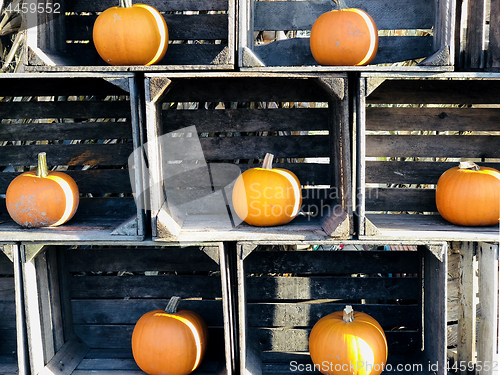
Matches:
[23,0,235,71]
[0,73,146,241]
[22,243,235,375]
[145,73,353,242]
[356,73,500,241]
[0,246,19,375]
[239,0,455,71]
[237,242,448,375]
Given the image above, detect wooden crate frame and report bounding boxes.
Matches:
[21,242,236,375]
[145,73,352,242]
[356,73,500,241]
[238,0,455,72]
[236,241,448,375]
[23,0,235,72]
[0,73,146,241]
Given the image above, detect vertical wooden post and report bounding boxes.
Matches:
[463,0,487,69]
[457,242,476,374]
[476,242,499,375]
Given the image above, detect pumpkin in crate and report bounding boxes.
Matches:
[310,0,378,66]
[309,305,388,375]
[93,0,168,66]
[436,161,500,226]
[232,153,302,226]
[6,152,79,228]
[132,296,208,375]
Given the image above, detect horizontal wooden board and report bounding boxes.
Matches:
[67,14,229,41]
[245,276,420,300]
[365,187,436,212]
[66,247,220,273]
[0,279,15,301]
[163,78,333,102]
[253,36,434,66]
[366,107,500,132]
[72,299,224,326]
[0,329,16,354]
[246,302,420,328]
[0,252,13,275]
[244,250,420,274]
[66,0,229,12]
[0,121,132,141]
[70,275,222,299]
[366,135,500,158]
[254,0,434,30]
[0,101,130,120]
[367,79,500,104]
[0,143,133,166]
[162,108,330,133]
[0,302,16,330]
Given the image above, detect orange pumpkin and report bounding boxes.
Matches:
[232,153,302,226]
[93,0,168,66]
[132,296,208,375]
[6,152,79,228]
[436,161,500,226]
[310,0,378,66]
[309,306,388,375]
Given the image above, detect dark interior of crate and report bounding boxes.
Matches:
[242,247,438,375]
[32,0,230,67]
[156,77,345,236]
[363,78,500,234]
[249,0,439,67]
[0,251,18,375]
[60,245,228,373]
[0,77,138,237]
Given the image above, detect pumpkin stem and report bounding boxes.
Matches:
[459,161,480,171]
[332,0,348,10]
[119,0,133,7]
[262,153,274,169]
[36,152,49,178]
[165,296,181,314]
[343,305,354,323]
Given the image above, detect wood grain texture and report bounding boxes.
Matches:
[66,0,229,12]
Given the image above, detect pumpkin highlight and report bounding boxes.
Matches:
[309,306,388,375]
[436,161,500,226]
[93,0,168,66]
[310,0,378,66]
[232,153,302,226]
[132,296,208,375]
[6,152,79,228]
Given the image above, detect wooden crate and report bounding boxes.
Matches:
[239,0,455,71]
[21,243,235,375]
[237,241,448,375]
[0,73,146,241]
[145,73,352,242]
[23,0,235,71]
[356,73,500,241]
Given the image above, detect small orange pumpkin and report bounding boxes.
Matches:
[309,306,388,375]
[93,0,168,66]
[310,0,378,66]
[436,161,500,226]
[6,152,79,228]
[132,296,208,375]
[232,153,302,226]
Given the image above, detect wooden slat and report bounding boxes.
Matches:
[0,121,132,141]
[366,107,500,132]
[244,250,420,274]
[365,187,436,212]
[487,0,500,68]
[367,79,500,104]
[366,135,500,158]
[0,330,17,353]
[162,108,330,133]
[463,0,486,69]
[0,253,13,275]
[245,276,420,301]
[0,143,133,166]
[66,0,229,12]
[0,302,16,328]
[66,14,229,41]
[254,0,434,30]
[0,279,15,301]
[70,275,222,299]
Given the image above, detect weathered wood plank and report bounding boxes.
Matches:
[463,0,486,69]
[66,0,229,12]
[365,187,436,213]
[366,135,500,159]
[0,252,14,275]
[244,250,420,274]
[487,0,500,68]
[0,279,15,301]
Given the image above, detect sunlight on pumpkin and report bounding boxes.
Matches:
[155,312,204,372]
[349,9,378,65]
[273,169,301,217]
[344,334,375,375]
[47,175,77,227]
[135,4,169,65]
